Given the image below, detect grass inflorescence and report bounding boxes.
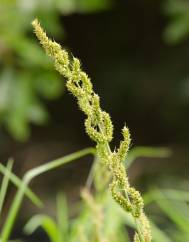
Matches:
[32,19,151,242]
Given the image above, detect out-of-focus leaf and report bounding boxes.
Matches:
[0,69,14,113]
[78,0,112,12]
[164,16,189,44]
[173,231,189,242]
[150,221,172,242]
[2,72,51,141]
[28,103,49,124]
[5,74,34,141]
[0,0,66,141]
[163,0,189,44]
[56,0,111,15]
[0,6,30,36]
[10,38,51,68]
[153,190,189,237]
[164,0,189,16]
[34,10,63,36]
[126,146,171,168]
[57,193,68,242]
[34,72,64,99]
[144,188,189,205]
[0,0,113,141]
[103,194,131,242]
[24,215,58,242]
[55,0,77,15]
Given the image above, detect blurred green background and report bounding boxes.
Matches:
[1,0,189,241]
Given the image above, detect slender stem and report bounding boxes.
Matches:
[0,159,13,217]
[1,181,28,242]
[0,147,95,242]
[24,147,95,182]
[86,157,97,189]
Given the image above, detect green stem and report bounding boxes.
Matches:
[25,148,95,181]
[0,159,13,217]
[0,147,95,242]
[86,157,97,189]
[1,181,28,242]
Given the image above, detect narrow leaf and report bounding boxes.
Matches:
[0,163,43,207]
[24,215,58,242]
[0,159,13,216]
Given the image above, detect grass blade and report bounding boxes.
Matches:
[126,146,171,168]
[153,190,189,237]
[150,221,171,242]
[57,193,68,242]
[144,188,189,205]
[0,163,43,208]
[0,159,13,216]
[24,215,58,242]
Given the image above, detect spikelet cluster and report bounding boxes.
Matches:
[32,19,151,242]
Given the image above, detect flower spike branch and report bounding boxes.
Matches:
[32,19,151,242]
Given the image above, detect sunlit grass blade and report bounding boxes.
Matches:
[56,193,68,242]
[0,163,43,208]
[24,214,58,242]
[0,159,13,217]
[126,146,171,168]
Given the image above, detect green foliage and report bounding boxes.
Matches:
[24,193,68,242]
[0,132,174,242]
[0,1,65,141]
[57,0,112,15]
[22,146,170,242]
[144,188,189,242]
[0,0,111,141]
[0,159,13,216]
[24,189,132,242]
[126,146,171,168]
[0,161,43,207]
[24,215,59,242]
[0,148,94,242]
[163,0,189,44]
